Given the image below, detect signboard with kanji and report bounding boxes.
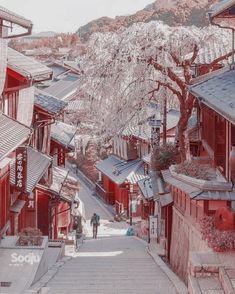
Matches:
[15,147,27,192]
[149,215,158,238]
[58,147,65,166]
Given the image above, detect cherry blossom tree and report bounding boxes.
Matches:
[75,21,232,161]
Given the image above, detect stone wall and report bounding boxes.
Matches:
[170,207,210,283]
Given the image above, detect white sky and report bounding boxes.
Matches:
[1,0,154,33]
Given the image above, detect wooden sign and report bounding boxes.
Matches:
[57,147,65,166]
[149,215,158,238]
[15,147,27,192]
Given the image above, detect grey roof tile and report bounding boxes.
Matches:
[44,77,80,100]
[51,121,77,150]
[162,169,235,201]
[96,155,145,185]
[0,114,30,161]
[209,0,235,19]
[138,177,154,200]
[35,89,67,114]
[50,166,78,202]
[8,48,52,81]
[189,68,235,124]
[0,6,32,29]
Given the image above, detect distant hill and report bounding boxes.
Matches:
[76,0,218,41]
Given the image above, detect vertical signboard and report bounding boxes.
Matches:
[149,215,158,238]
[15,147,27,192]
[57,147,65,166]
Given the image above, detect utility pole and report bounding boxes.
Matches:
[162,87,167,146]
[129,183,133,226]
[148,116,161,242]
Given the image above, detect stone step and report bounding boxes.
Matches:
[188,275,225,294]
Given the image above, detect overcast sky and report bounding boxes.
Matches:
[1,0,154,33]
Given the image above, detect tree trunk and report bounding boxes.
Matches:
[178,106,192,162]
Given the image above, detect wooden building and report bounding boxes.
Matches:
[160,1,235,281]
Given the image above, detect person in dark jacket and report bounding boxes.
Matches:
[90,213,100,239]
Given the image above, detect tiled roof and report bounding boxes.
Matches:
[65,100,85,112]
[10,147,52,194]
[47,63,69,77]
[64,61,80,73]
[138,177,154,200]
[0,114,30,161]
[189,68,235,124]
[44,78,80,100]
[0,6,32,29]
[162,169,235,201]
[142,153,151,164]
[51,121,77,150]
[7,48,52,81]
[186,43,232,65]
[122,108,180,141]
[209,0,235,19]
[34,89,67,115]
[96,155,145,185]
[50,166,68,195]
[50,166,79,202]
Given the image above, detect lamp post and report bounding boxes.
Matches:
[129,183,134,226]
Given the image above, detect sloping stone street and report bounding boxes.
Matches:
[42,171,178,294]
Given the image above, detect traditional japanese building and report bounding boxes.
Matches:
[33,89,78,239]
[95,106,180,221]
[0,17,79,240]
[160,0,235,283]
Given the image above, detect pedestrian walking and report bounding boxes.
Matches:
[90,212,100,239]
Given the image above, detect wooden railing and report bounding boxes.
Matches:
[95,182,114,205]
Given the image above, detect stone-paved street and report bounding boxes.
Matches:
[46,172,177,294]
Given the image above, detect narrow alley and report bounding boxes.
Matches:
[44,173,178,294]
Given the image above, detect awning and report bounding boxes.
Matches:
[0,114,30,161]
[10,147,52,194]
[138,177,154,200]
[8,48,52,81]
[96,155,145,185]
[49,166,79,203]
[159,194,173,207]
[51,121,77,151]
[138,176,166,200]
[142,153,151,165]
[10,199,26,213]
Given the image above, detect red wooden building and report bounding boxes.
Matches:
[33,90,78,239]
[159,2,235,281]
[95,107,181,220]
[0,36,79,240]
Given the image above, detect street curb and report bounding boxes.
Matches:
[133,236,188,294]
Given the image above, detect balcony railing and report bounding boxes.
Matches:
[95,182,114,205]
